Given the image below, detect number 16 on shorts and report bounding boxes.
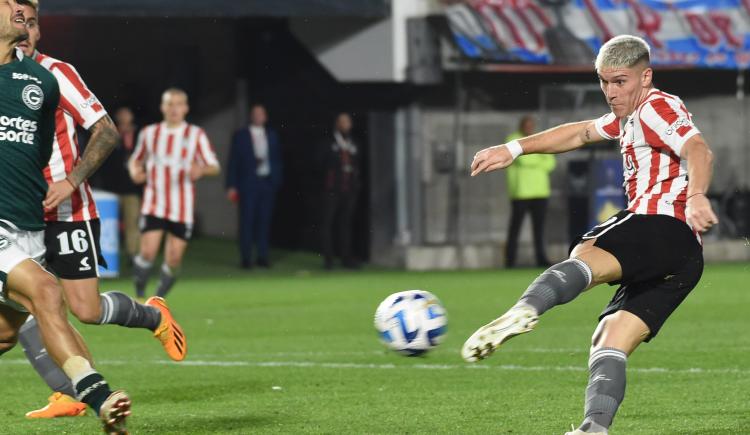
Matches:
[44,220,107,280]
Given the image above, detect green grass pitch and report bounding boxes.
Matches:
[0,239,748,434]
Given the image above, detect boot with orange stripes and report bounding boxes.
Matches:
[146,296,187,361]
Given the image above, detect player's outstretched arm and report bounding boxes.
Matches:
[681,135,718,233]
[471,120,602,176]
[43,115,119,210]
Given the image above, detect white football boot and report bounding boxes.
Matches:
[461,303,539,362]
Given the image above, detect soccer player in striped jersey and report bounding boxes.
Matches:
[16,0,187,422]
[128,88,220,300]
[0,1,130,433]
[464,35,718,434]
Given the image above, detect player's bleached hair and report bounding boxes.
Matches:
[595,35,650,71]
[161,87,189,103]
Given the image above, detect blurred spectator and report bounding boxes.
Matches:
[94,106,142,261]
[504,115,555,268]
[320,113,360,270]
[226,104,283,269]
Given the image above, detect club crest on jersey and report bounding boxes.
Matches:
[0,236,10,251]
[21,84,43,111]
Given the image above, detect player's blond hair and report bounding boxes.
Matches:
[21,0,39,12]
[595,35,650,71]
[161,87,189,103]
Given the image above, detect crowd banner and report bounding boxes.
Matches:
[445,0,750,68]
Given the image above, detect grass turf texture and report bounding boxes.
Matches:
[0,238,747,434]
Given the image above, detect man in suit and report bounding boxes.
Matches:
[320,112,361,269]
[226,104,283,269]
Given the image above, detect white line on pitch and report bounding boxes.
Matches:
[1,358,746,375]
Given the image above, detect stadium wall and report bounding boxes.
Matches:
[375,94,750,269]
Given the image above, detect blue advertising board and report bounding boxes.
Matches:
[590,158,626,228]
[92,190,119,278]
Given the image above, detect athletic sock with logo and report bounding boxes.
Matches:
[99,291,161,330]
[578,347,627,433]
[63,356,112,415]
[516,258,593,315]
[18,317,76,397]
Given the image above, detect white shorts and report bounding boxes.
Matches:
[0,221,46,312]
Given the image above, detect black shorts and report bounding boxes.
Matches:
[45,219,108,280]
[572,210,704,340]
[139,215,193,241]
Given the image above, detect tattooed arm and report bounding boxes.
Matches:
[43,115,119,210]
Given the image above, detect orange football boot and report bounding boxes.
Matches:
[25,392,87,418]
[146,296,187,361]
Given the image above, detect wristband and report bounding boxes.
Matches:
[687,192,705,200]
[505,140,524,160]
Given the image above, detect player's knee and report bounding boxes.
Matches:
[70,301,101,324]
[30,279,65,315]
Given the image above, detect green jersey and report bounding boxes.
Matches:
[0,49,60,231]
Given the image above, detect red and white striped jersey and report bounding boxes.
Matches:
[594,89,700,225]
[34,52,104,222]
[131,122,219,224]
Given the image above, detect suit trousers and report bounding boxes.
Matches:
[505,198,550,267]
[239,178,275,264]
[321,190,357,266]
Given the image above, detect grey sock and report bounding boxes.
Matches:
[518,259,592,315]
[100,291,162,331]
[156,263,178,298]
[579,347,627,431]
[133,255,153,298]
[18,317,76,397]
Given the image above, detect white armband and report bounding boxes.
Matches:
[505,140,524,161]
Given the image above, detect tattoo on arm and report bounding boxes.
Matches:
[68,115,119,187]
[584,127,591,142]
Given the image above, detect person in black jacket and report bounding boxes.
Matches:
[320,113,360,269]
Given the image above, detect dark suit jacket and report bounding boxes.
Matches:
[226,126,283,193]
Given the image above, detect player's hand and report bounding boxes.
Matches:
[227,188,239,204]
[43,179,76,211]
[470,144,514,176]
[130,166,147,184]
[190,164,204,181]
[686,194,718,233]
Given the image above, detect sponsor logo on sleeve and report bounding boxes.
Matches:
[664,116,692,136]
[80,95,100,110]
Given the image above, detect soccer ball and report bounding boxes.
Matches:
[374,290,447,356]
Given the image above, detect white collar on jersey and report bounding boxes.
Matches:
[162,121,188,132]
[14,47,23,61]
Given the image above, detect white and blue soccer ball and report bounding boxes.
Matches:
[374,290,447,356]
